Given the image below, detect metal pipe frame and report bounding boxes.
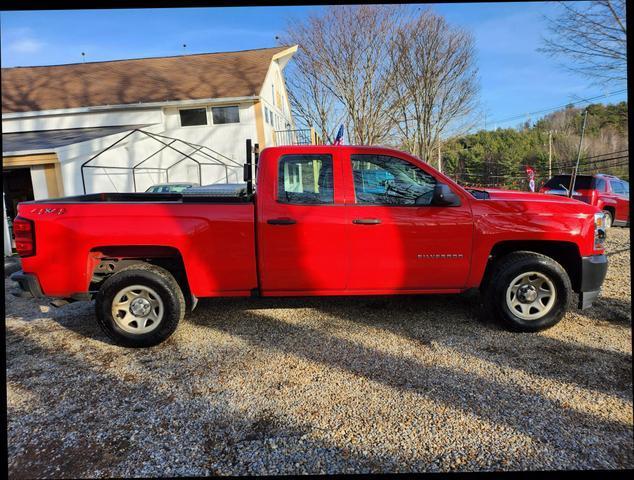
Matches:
[81,128,242,193]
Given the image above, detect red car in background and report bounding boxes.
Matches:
[540,174,629,228]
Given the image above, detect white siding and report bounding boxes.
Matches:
[52,103,258,195]
[2,109,163,133]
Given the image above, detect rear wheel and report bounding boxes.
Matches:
[95,263,185,347]
[483,251,571,332]
[602,210,613,228]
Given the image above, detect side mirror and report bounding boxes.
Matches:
[432,183,461,207]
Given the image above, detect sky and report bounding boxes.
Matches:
[0,2,628,132]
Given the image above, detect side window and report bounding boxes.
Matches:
[611,181,624,194]
[278,154,334,204]
[594,178,606,192]
[212,106,240,124]
[179,108,208,127]
[351,154,436,206]
[623,181,629,194]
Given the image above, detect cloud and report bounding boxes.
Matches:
[7,37,45,54]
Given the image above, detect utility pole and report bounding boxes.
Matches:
[568,109,588,198]
[548,130,552,178]
[437,143,442,173]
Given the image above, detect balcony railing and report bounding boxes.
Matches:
[274,128,322,146]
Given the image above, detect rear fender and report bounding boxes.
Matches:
[88,246,197,311]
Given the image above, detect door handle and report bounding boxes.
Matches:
[352,218,382,225]
[267,217,297,225]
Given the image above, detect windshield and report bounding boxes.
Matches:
[146,184,193,193]
[543,175,594,190]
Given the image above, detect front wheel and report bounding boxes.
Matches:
[483,251,572,332]
[602,210,613,228]
[95,263,185,347]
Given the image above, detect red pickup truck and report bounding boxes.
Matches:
[11,142,608,347]
[539,174,630,228]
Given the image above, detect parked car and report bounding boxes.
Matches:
[145,182,198,193]
[11,141,608,347]
[539,174,629,228]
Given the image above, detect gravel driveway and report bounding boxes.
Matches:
[5,229,632,476]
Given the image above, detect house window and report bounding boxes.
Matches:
[265,107,270,124]
[212,106,240,124]
[179,108,208,127]
[278,154,334,204]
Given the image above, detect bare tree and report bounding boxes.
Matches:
[540,1,627,85]
[388,10,479,162]
[281,5,404,145]
[284,50,344,144]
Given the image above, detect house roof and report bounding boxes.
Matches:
[2,125,150,153]
[2,46,293,114]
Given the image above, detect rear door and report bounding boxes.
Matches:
[343,152,473,292]
[257,151,348,294]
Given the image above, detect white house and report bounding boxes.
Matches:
[2,45,313,255]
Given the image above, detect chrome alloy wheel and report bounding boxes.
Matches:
[505,271,556,320]
[111,285,164,334]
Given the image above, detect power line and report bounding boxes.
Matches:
[450,154,629,178]
[484,88,628,129]
[556,154,629,169]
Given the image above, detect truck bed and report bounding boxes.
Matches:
[17,198,258,298]
[25,190,252,204]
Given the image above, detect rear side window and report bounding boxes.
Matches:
[623,181,629,194]
[351,154,436,206]
[544,175,593,190]
[278,154,334,204]
[611,181,625,194]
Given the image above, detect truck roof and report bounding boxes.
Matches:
[261,144,410,155]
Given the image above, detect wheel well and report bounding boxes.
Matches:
[481,241,582,292]
[88,246,194,308]
[603,206,615,218]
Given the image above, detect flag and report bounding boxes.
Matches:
[333,125,344,145]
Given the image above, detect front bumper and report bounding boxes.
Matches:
[9,270,44,298]
[577,254,608,309]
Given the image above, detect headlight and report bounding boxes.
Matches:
[594,212,607,250]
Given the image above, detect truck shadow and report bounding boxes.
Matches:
[8,290,633,471]
[192,292,632,399]
[43,288,632,400]
[184,300,632,462]
[6,330,398,477]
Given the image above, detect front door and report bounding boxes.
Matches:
[257,152,348,294]
[610,179,629,222]
[344,153,473,292]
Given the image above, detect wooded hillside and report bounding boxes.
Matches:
[439,101,628,190]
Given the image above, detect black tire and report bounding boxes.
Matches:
[602,209,613,229]
[95,263,185,347]
[483,251,572,332]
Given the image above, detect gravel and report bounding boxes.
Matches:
[5,228,632,476]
